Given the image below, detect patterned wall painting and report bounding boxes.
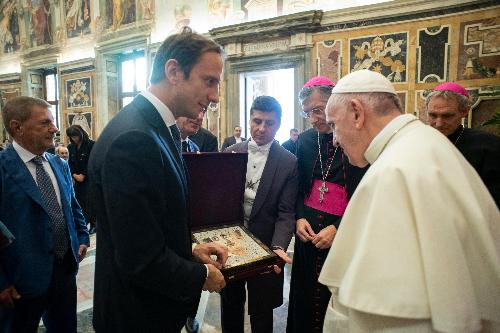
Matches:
[66,77,92,108]
[458,18,500,80]
[65,0,92,38]
[0,0,24,54]
[417,25,450,83]
[316,40,341,82]
[67,111,92,137]
[349,32,408,82]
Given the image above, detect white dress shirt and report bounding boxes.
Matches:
[13,140,62,206]
[243,139,273,226]
[141,90,176,132]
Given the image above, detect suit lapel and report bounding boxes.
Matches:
[2,146,49,215]
[250,141,279,220]
[132,95,188,197]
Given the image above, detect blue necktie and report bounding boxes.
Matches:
[32,156,69,259]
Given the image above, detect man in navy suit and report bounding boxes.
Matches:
[88,27,228,332]
[0,96,90,332]
[222,96,299,333]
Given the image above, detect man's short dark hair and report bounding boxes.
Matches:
[150,27,223,84]
[250,96,282,123]
[234,125,241,130]
[290,128,298,134]
[2,96,50,136]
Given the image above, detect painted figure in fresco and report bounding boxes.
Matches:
[0,0,21,53]
[29,0,50,46]
[111,0,124,30]
[66,0,91,37]
[140,0,153,20]
[174,4,191,32]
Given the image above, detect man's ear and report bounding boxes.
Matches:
[459,107,470,119]
[165,59,182,84]
[350,98,365,130]
[9,120,21,137]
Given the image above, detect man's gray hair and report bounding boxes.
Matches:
[425,90,470,113]
[2,96,50,136]
[299,85,333,103]
[333,92,403,115]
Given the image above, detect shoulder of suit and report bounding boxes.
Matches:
[273,142,297,161]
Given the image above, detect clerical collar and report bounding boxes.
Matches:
[365,114,418,164]
[447,125,464,145]
[248,139,273,152]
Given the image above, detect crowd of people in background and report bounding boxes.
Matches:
[0,27,498,333]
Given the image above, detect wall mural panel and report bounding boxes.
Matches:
[349,32,408,82]
[61,70,96,138]
[0,0,24,54]
[65,0,92,38]
[29,0,52,46]
[316,40,341,83]
[458,18,500,80]
[417,25,450,83]
[107,0,136,30]
[66,77,92,108]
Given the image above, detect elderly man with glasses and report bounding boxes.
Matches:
[287,76,368,333]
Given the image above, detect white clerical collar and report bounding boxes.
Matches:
[13,140,47,163]
[248,139,273,152]
[141,90,176,128]
[364,114,417,165]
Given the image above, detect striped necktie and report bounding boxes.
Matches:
[32,156,69,259]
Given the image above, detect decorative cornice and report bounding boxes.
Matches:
[0,73,21,84]
[319,0,497,33]
[209,10,322,45]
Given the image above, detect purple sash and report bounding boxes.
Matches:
[304,179,348,216]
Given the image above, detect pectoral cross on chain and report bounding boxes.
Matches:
[318,181,328,203]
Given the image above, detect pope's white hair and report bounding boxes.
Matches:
[331,92,403,115]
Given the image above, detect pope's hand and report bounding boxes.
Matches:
[312,225,336,249]
[193,242,228,269]
[296,218,316,242]
[202,264,226,293]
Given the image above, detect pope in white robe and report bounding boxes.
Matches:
[319,69,500,333]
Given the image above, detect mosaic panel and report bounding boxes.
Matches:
[316,40,341,83]
[417,26,450,83]
[458,18,500,80]
[349,32,408,83]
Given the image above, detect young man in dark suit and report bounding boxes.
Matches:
[190,127,219,152]
[88,28,228,332]
[221,125,246,151]
[222,96,299,333]
[0,96,89,332]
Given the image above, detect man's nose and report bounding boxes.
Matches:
[209,87,220,104]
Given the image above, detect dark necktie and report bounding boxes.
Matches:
[169,124,182,156]
[32,156,68,259]
[182,141,189,153]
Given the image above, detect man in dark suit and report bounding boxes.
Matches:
[0,96,89,332]
[281,128,299,156]
[88,28,228,332]
[190,127,218,152]
[221,125,246,151]
[177,110,206,153]
[222,96,298,333]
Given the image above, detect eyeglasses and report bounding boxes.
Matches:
[300,107,325,119]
